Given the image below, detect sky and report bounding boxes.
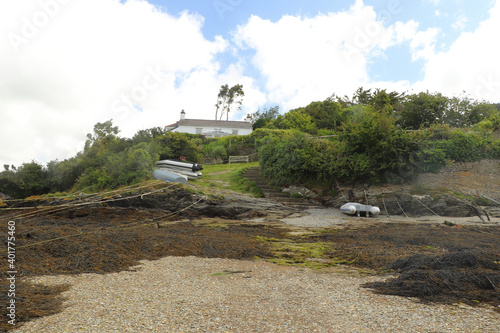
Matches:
[1,0,500,167]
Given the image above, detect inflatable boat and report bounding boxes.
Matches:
[340,202,380,217]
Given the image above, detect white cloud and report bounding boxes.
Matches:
[233,4,378,110]
[3,0,497,168]
[408,27,440,61]
[384,19,439,61]
[232,1,438,109]
[414,0,500,101]
[0,0,258,166]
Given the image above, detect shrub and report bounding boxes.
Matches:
[211,145,227,159]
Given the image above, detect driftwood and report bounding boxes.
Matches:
[446,194,490,223]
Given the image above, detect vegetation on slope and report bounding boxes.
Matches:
[1,88,499,198]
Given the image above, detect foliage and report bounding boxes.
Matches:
[131,127,169,144]
[0,120,205,197]
[268,108,317,133]
[201,134,257,163]
[0,161,50,198]
[473,113,500,132]
[337,106,415,182]
[301,100,345,130]
[251,106,280,130]
[2,89,499,199]
[256,130,344,185]
[203,142,227,160]
[256,105,500,187]
[396,91,449,129]
[151,132,202,163]
[85,119,120,150]
[330,87,405,113]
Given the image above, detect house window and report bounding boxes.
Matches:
[195,128,202,134]
[232,129,239,135]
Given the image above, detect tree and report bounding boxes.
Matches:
[396,92,449,129]
[251,106,280,130]
[269,109,316,133]
[15,161,50,197]
[152,132,202,163]
[215,84,244,121]
[132,127,168,144]
[336,105,415,182]
[302,100,344,130]
[85,119,120,150]
[466,103,499,126]
[369,89,406,114]
[352,87,373,105]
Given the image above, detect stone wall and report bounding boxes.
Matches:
[415,159,500,202]
[321,159,500,217]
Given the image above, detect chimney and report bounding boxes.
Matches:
[180,109,186,120]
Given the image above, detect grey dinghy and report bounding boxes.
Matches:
[340,202,380,217]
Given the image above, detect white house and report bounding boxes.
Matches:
[165,110,253,137]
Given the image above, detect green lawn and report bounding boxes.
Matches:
[192,161,263,197]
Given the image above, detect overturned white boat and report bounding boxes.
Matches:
[152,169,188,184]
[154,159,203,181]
[155,165,201,180]
[340,202,380,217]
[156,159,203,172]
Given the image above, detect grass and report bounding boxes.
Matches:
[193,162,264,197]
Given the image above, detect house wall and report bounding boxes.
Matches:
[172,125,252,136]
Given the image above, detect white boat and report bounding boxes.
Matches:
[152,169,188,184]
[155,165,201,180]
[340,203,380,217]
[156,159,203,172]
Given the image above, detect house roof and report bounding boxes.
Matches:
[165,122,179,131]
[175,119,252,129]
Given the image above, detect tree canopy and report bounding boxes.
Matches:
[215,84,245,121]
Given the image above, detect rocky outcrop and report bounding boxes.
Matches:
[103,187,301,220]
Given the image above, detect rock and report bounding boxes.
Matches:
[106,188,300,220]
[281,185,314,198]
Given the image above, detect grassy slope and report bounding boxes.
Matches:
[192,161,263,197]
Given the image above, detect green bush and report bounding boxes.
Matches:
[473,113,500,132]
[438,130,482,162]
[152,132,202,163]
[415,147,448,173]
[257,131,344,186]
[211,145,227,159]
[256,107,421,185]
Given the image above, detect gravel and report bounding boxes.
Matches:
[15,256,500,333]
[279,208,500,228]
